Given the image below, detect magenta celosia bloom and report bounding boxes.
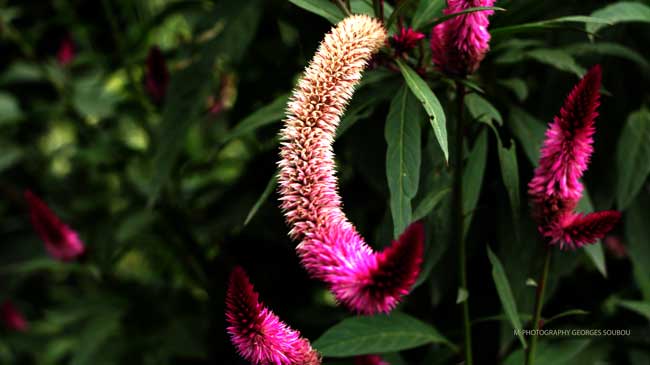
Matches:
[225,267,321,365]
[390,27,425,56]
[1,301,29,332]
[355,355,390,365]
[145,46,169,104]
[25,190,85,261]
[528,65,621,250]
[430,0,496,76]
[278,15,424,314]
[57,34,75,66]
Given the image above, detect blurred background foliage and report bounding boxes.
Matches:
[0,0,649,364]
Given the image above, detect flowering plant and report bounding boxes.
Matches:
[0,0,649,364]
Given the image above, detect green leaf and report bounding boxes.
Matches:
[616,109,650,210]
[220,93,289,144]
[385,86,423,237]
[0,145,22,173]
[313,312,451,357]
[456,287,469,304]
[463,129,488,236]
[587,2,650,35]
[396,60,448,162]
[504,339,591,365]
[499,78,528,101]
[577,191,607,278]
[148,1,261,203]
[465,93,503,126]
[508,106,546,165]
[487,246,527,349]
[497,139,521,222]
[617,300,650,321]
[545,309,589,324]
[288,0,343,24]
[72,72,122,122]
[244,173,277,226]
[491,15,611,37]
[525,49,585,77]
[562,42,650,71]
[626,193,650,301]
[412,187,450,221]
[411,0,444,30]
[0,92,23,125]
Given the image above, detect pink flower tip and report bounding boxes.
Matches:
[390,27,425,55]
[355,354,390,365]
[24,190,85,261]
[145,46,169,105]
[225,267,321,365]
[430,0,496,76]
[544,210,622,250]
[1,301,29,332]
[301,221,425,314]
[57,34,75,66]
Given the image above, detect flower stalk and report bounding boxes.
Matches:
[526,247,552,365]
[453,81,473,365]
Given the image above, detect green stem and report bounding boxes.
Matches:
[453,81,472,365]
[526,247,552,365]
[373,0,384,21]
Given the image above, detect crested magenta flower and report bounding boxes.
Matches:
[25,190,85,261]
[430,0,496,76]
[57,34,75,66]
[390,27,425,56]
[145,46,169,104]
[1,301,29,332]
[278,15,424,314]
[355,355,390,365]
[226,267,321,365]
[528,65,621,250]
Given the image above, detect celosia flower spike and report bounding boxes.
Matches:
[430,0,496,76]
[1,301,29,332]
[25,190,85,261]
[225,267,320,365]
[390,27,425,56]
[529,65,602,207]
[278,15,424,314]
[528,65,621,249]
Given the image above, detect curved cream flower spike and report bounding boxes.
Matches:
[278,15,424,314]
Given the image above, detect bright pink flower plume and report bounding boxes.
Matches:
[430,0,496,76]
[225,267,320,365]
[278,16,424,314]
[25,190,85,261]
[528,66,621,249]
[1,301,29,332]
[390,27,425,56]
[145,46,169,105]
